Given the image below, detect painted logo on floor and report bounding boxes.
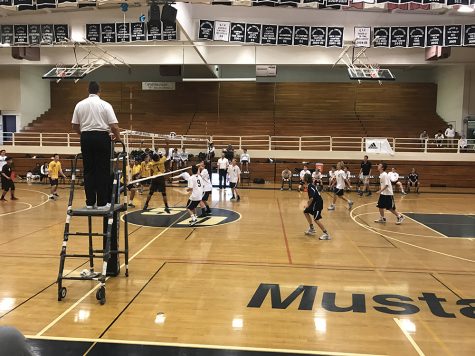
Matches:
[124,207,241,228]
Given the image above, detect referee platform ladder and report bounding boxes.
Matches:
[56,141,129,305]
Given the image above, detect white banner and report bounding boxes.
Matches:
[213,21,230,42]
[256,65,277,77]
[365,138,394,155]
[354,27,371,48]
[142,82,176,91]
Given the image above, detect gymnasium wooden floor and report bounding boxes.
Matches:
[0,183,474,356]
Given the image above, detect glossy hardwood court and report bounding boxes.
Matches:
[0,183,474,356]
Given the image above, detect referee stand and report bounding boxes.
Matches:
[56,141,129,305]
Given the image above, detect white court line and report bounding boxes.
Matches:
[0,189,50,217]
[353,212,446,239]
[35,210,188,336]
[402,214,448,238]
[26,334,387,356]
[393,318,425,356]
[0,202,33,217]
[350,202,475,264]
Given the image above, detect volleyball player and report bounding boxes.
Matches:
[199,161,212,216]
[143,153,170,213]
[374,162,405,225]
[48,154,67,200]
[228,159,241,201]
[328,162,353,211]
[358,155,372,197]
[139,154,151,194]
[124,158,141,208]
[1,157,17,201]
[298,165,311,191]
[303,174,330,240]
[327,165,336,191]
[312,167,323,191]
[187,165,204,226]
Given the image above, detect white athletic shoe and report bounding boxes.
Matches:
[327,205,335,211]
[348,201,354,210]
[374,217,387,223]
[319,234,331,240]
[396,215,405,225]
[401,191,407,196]
[97,203,111,211]
[305,228,316,235]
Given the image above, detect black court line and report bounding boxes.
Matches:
[430,273,463,300]
[93,262,167,342]
[354,214,397,248]
[405,213,475,238]
[27,338,330,356]
[0,260,89,320]
[184,228,196,240]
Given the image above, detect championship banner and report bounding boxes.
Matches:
[365,138,394,155]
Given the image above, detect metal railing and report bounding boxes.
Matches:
[1,132,474,154]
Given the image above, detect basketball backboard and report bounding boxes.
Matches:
[42,67,89,80]
[347,67,395,81]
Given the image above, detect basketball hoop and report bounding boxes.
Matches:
[370,69,379,79]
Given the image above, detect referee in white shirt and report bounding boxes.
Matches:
[71,82,121,208]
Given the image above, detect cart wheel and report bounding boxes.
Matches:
[96,286,106,305]
[58,287,67,301]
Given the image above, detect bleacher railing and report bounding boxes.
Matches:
[1,132,474,154]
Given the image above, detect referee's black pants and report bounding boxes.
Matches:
[80,131,112,207]
[218,169,227,189]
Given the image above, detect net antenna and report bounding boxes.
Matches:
[43,39,131,83]
[332,37,395,85]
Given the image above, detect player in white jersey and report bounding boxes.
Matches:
[328,162,353,211]
[227,159,241,201]
[327,165,336,191]
[187,165,204,226]
[312,167,323,191]
[375,163,404,225]
[388,167,407,195]
[343,166,351,191]
[240,148,250,173]
[298,165,311,192]
[199,161,213,216]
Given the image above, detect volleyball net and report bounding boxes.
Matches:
[120,130,209,186]
[120,129,209,154]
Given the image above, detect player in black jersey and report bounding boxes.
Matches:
[302,174,330,240]
[406,168,420,194]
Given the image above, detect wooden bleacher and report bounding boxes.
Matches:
[19,81,446,140]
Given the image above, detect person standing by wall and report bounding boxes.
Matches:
[445,124,455,148]
[71,82,121,209]
[0,150,6,190]
[1,157,17,201]
[358,155,372,197]
[217,153,229,190]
